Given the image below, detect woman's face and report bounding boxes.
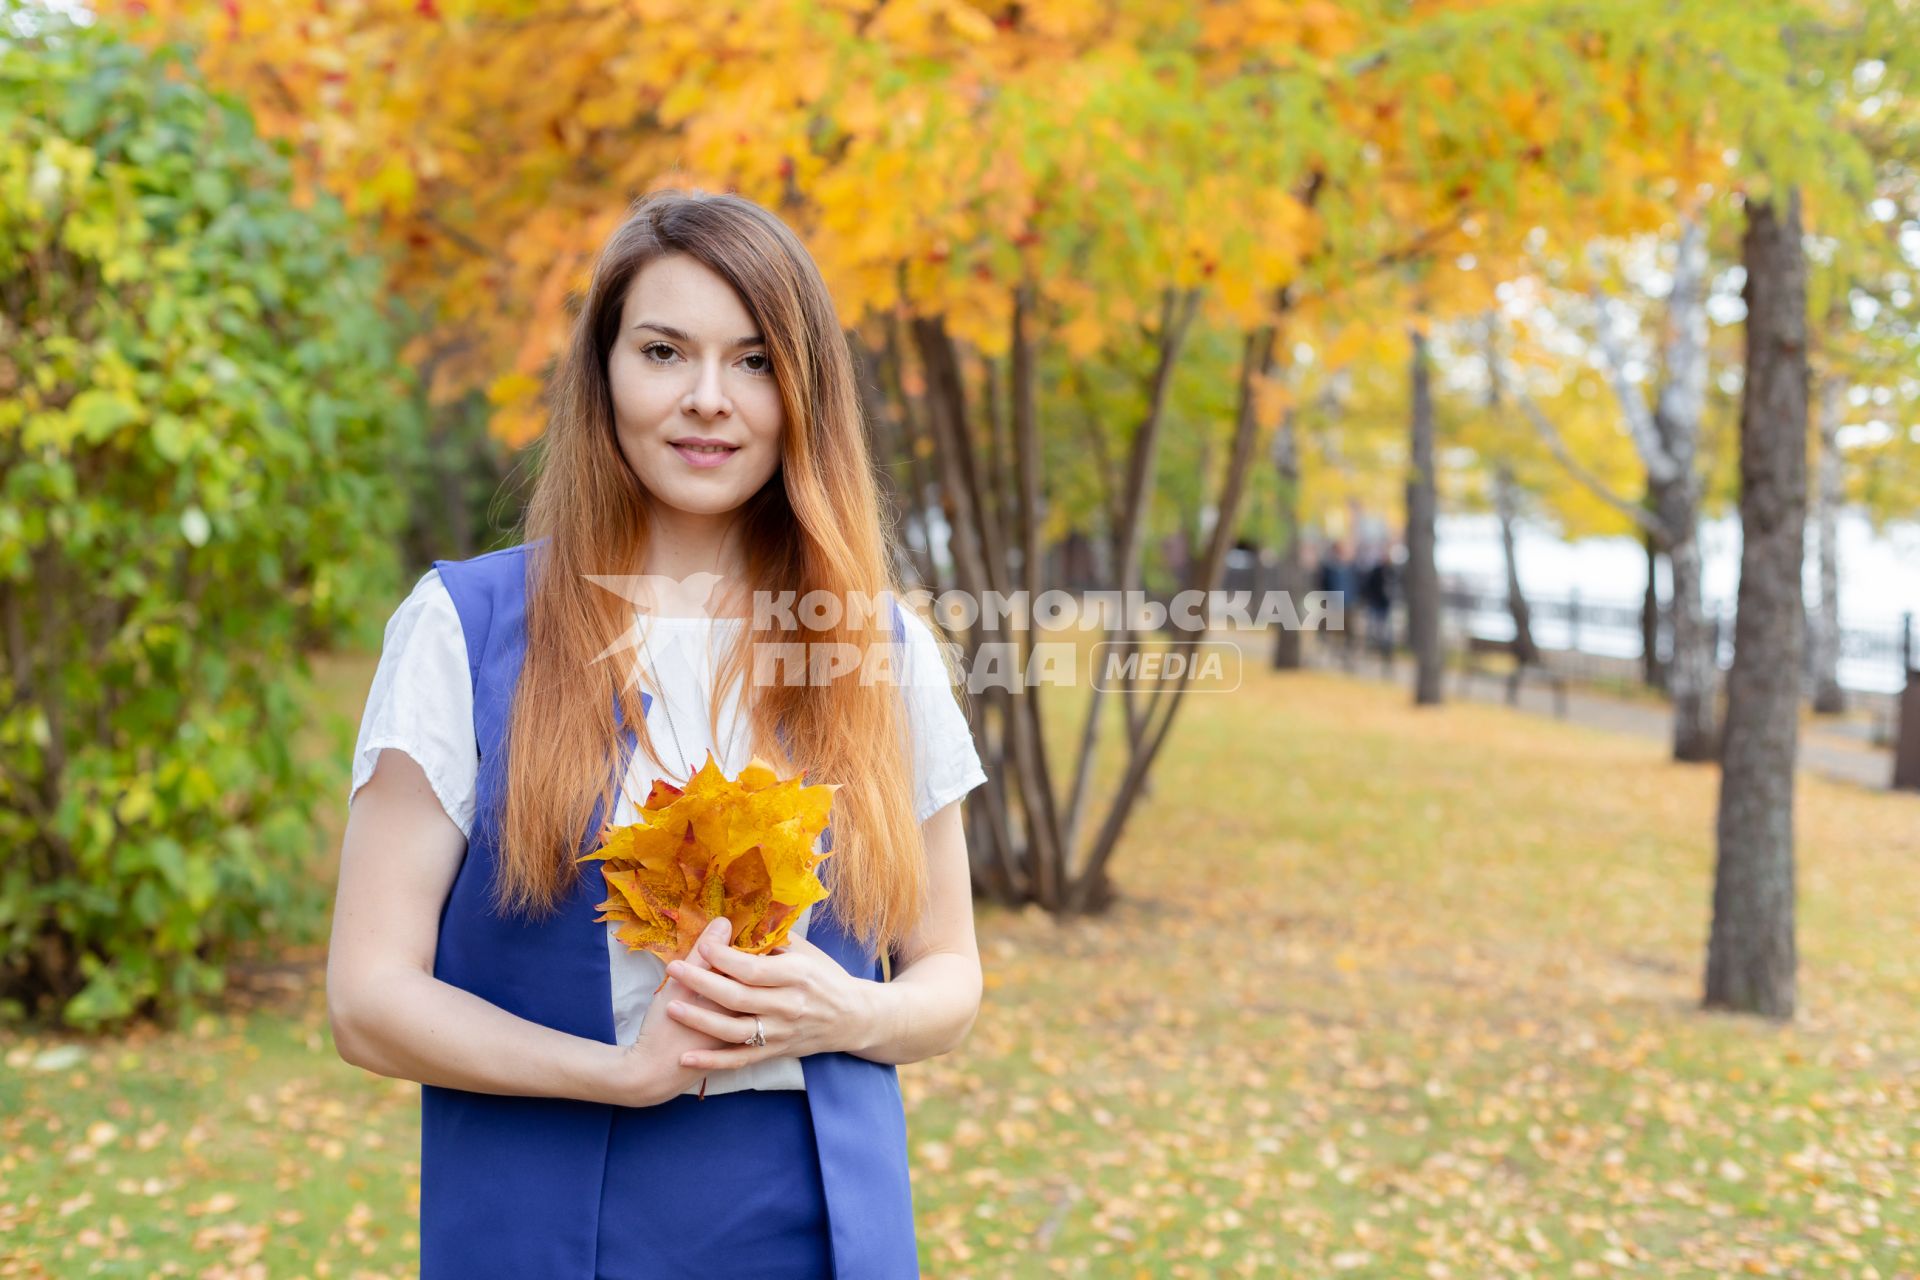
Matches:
[608,252,785,520]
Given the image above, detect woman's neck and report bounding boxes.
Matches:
[637,509,751,618]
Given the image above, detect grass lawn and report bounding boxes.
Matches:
[3,645,1916,1278]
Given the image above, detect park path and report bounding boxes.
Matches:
[1199,628,1905,793]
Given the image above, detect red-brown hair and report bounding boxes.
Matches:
[495,189,933,960]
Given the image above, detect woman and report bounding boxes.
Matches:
[328,189,989,1279]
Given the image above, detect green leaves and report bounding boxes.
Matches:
[70,389,145,444]
[0,12,424,1030]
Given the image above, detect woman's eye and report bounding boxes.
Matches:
[640,343,768,377]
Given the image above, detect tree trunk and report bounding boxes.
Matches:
[1641,511,1667,691]
[1059,288,1200,877]
[1705,189,1808,1020]
[1660,486,1718,762]
[850,330,925,587]
[1067,321,1281,912]
[1811,373,1846,714]
[1005,281,1066,888]
[878,317,940,589]
[1269,406,1304,670]
[1406,325,1443,705]
[1493,463,1538,665]
[1479,316,1536,668]
[1588,215,1714,761]
[909,315,1032,901]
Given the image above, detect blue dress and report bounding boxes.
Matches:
[595,1090,834,1278]
[419,543,920,1279]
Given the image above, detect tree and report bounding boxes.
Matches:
[1803,71,1920,712]
[1473,313,1542,666]
[1809,367,1847,712]
[1699,0,1919,1017]
[1588,215,1720,759]
[1498,216,1725,760]
[1405,315,1444,704]
[0,10,420,1026]
[1705,187,1809,1019]
[109,0,1918,926]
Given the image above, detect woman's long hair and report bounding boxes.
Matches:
[494,189,935,961]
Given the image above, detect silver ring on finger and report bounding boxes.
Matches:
[744,1015,766,1048]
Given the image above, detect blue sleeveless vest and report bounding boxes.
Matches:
[422,542,919,1278]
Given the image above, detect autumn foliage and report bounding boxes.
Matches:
[0,15,419,1027]
[578,753,838,989]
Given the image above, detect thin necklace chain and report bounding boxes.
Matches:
[637,618,687,775]
[635,610,740,786]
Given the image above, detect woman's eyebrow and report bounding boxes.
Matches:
[632,321,764,348]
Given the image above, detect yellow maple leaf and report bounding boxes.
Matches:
[577,750,838,993]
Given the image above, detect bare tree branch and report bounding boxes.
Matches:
[1651,215,1710,478]
[1581,216,1711,491]
[1587,286,1683,487]
[1486,312,1663,537]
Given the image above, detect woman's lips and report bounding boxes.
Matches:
[671,442,740,469]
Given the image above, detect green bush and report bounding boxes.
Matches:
[0,12,422,1028]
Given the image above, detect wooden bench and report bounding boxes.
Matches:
[1455,634,1569,718]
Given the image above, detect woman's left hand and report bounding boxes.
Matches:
[661,925,876,1071]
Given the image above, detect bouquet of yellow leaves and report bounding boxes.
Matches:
[577,751,839,995]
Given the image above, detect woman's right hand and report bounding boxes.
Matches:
[607,917,740,1108]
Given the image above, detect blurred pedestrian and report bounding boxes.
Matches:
[1316,537,1359,665]
[1358,547,1396,665]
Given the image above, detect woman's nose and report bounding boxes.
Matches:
[684,360,731,416]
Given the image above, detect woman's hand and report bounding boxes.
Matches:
[661,924,877,1072]
[605,918,739,1107]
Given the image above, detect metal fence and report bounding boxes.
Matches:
[1061,551,1914,692]
[1133,559,1913,741]
[1433,572,1915,698]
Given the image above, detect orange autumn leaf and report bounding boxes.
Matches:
[576,751,838,993]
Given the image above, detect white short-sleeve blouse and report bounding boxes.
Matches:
[347,569,989,1097]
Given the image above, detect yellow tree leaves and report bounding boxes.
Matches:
[100,0,1867,479]
[1198,0,1364,66]
[106,0,1348,447]
[577,752,838,990]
